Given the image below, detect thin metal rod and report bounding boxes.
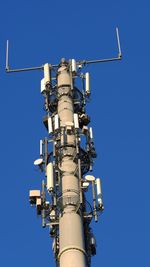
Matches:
[78,57,121,66]
[6,57,121,72]
[6,40,9,70]
[6,57,121,73]
[116,27,122,57]
[6,66,43,73]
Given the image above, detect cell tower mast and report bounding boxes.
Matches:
[6,28,122,267]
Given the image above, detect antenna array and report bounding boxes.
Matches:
[6,28,122,267]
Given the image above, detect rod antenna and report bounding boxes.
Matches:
[116,27,122,58]
[6,40,9,71]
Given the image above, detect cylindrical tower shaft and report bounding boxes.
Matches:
[57,62,86,267]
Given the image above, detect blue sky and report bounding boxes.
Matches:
[0,0,149,266]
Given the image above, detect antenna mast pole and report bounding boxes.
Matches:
[6,28,122,267]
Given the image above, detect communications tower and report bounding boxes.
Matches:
[6,28,122,267]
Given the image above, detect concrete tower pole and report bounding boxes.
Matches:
[57,60,86,267]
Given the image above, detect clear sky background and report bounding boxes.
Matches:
[0,0,149,266]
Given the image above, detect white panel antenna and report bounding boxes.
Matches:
[74,113,79,129]
[41,78,46,94]
[89,127,93,139]
[47,162,54,192]
[96,178,103,208]
[44,63,51,85]
[85,72,90,96]
[40,140,43,156]
[48,116,53,134]
[71,59,77,74]
[54,114,59,130]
